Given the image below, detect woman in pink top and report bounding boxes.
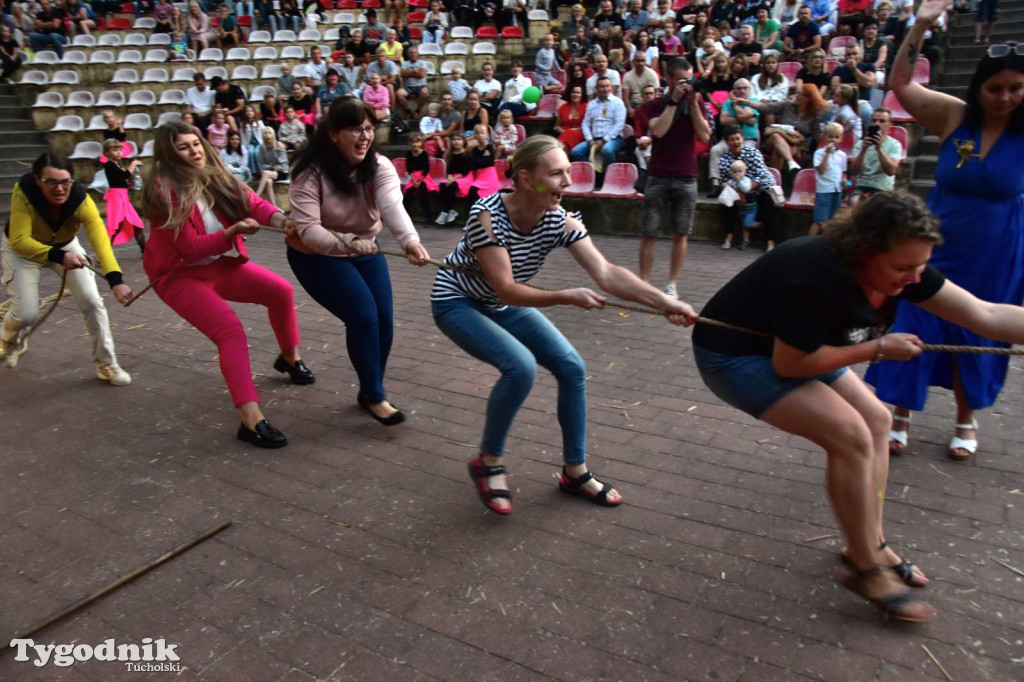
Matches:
[206,111,230,150]
[361,73,391,120]
[287,98,429,426]
[142,122,316,449]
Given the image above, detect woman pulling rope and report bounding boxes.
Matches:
[692,191,1024,623]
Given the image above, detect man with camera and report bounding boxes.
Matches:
[637,57,713,299]
[849,108,902,206]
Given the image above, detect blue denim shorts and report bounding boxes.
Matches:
[813,191,842,223]
[693,344,848,418]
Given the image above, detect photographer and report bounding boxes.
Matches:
[637,58,713,299]
[848,108,902,206]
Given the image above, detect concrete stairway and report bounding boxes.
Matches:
[0,82,50,225]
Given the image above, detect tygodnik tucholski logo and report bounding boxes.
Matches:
[10,638,181,672]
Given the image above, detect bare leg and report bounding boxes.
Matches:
[667,234,687,285]
[638,236,657,282]
[237,401,267,430]
[950,358,977,458]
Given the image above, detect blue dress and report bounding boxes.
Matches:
[866,124,1024,410]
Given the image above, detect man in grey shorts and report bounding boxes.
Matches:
[638,58,713,299]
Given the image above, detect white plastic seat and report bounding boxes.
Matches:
[260,64,284,79]
[231,65,258,80]
[51,115,84,132]
[248,30,271,43]
[443,43,467,56]
[60,50,86,65]
[335,12,355,24]
[471,42,496,55]
[97,90,127,107]
[72,35,96,47]
[110,68,140,84]
[142,68,169,83]
[272,29,297,43]
[323,28,340,42]
[148,33,171,45]
[34,92,64,108]
[144,49,169,63]
[18,70,48,85]
[127,90,157,107]
[202,66,227,80]
[69,140,103,160]
[88,173,109,194]
[171,67,196,82]
[422,61,437,75]
[138,140,155,158]
[133,17,156,29]
[440,60,465,75]
[158,89,186,105]
[157,111,183,126]
[280,45,304,60]
[528,9,549,20]
[226,47,250,61]
[50,70,79,85]
[198,48,223,62]
[418,43,442,56]
[298,29,321,41]
[123,33,147,47]
[117,49,143,64]
[98,34,121,46]
[31,51,59,65]
[253,46,278,60]
[450,26,472,39]
[86,114,108,130]
[249,84,276,102]
[89,50,115,64]
[66,91,95,107]
[123,113,152,130]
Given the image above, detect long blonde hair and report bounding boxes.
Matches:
[142,121,251,234]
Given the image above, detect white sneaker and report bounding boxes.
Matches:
[787,160,801,172]
[435,211,448,225]
[1,336,28,368]
[721,241,731,250]
[664,283,678,299]
[97,363,132,386]
[445,210,459,224]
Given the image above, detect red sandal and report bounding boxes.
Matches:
[467,457,513,515]
[558,466,622,507]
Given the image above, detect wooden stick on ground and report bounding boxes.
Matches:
[5,520,231,646]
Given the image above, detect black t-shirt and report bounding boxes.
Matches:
[796,67,831,90]
[288,93,314,113]
[708,2,737,25]
[406,150,429,174]
[472,145,495,169]
[103,161,133,189]
[36,9,67,36]
[730,42,763,74]
[593,11,624,32]
[0,38,19,59]
[103,128,127,142]
[692,236,946,356]
[698,76,735,95]
[447,151,473,176]
[785,21,819,50]
[215,84,246,112]
[831,63,875,102]
[345,40,372,61]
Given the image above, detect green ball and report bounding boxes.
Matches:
[523,86,542,104]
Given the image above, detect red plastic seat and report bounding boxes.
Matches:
[912,56,930,85]
[237,15,252,27]
[778,60,801,84]
[767,166,782,187]
[827,36,856,60]
[428,157,446,181]
[392,157,408,187]
[501,26,524,39]
[592,163,639,198]
[409,27,422,40]
[514,124,526,144]
[785,169,816,210]
[888,125,908,160]
[826,59,840,73]
[476,26,498,39]
[495,158,513,189]
[522,71,536,85]
[362,0,381,7]
[407,0,428,6]
[564,161,595,196]
[621,123,634,139]
[120,2,133,13]
[406,11,426,23]
[534,93,560,119]
[882,90,915,123]
[107,17,131,30]
[336,0,357,7]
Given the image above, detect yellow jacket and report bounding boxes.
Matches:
[5,173,124,286]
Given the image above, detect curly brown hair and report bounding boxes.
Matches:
[827,191,942,266]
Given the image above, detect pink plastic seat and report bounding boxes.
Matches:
[882,91,915,123]
[564,161,595,196]
[592,163,639,198]
[785,169,816,210]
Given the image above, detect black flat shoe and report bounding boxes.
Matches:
[274,355,316,385]
[357,392,406,426]
[237,419,288,448]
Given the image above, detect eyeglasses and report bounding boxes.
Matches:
[40,178,73,188]
[346,125,375,138]
[987,43,1023,58]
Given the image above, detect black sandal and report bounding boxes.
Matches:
[357,392,406,426]
[841,542,928,587]
[840,566,936,623]
[467,457,512,515]
[558,466,622,507]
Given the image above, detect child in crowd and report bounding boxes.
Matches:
[206,110,230,150]
[493,109,520,160]
[447,67,472,110]
[219,130,252,183]
[697,38,723,73]
[534,33,563,93]
[437,133,472,225]
[102,109,126,142]
[566,24,597,63]
[101,139,146,253]
[170,31,189,60]
[810,122,848,235]
[468,124,502,198]
[721,159,758,248]
[181,111,203,136]
[403,133,438,219]
[658,20,682,61]
[278,107,307,152]
[419,102,446,156]
[607,49,627,75]
[831,84,862,146]
[361,72,391,121]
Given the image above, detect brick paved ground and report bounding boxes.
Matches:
[1,227,1022,682]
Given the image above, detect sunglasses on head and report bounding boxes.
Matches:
[987,43,1023,58]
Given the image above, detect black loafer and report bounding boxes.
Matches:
[357,392,406,426]
[237,419,288,448]
[274,355,316,385]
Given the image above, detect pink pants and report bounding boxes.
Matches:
[156,259,300,407]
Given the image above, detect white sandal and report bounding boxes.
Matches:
[948,420,978,461]
[889,413,910,455]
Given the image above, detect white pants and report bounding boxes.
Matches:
[1,234,118,366]
[709,139,757,182]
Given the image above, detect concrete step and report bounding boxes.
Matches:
[0,129,46,145]
[918,135,941,157]
[908,179,935,201]
[939,71,973,87]
[0,118,37,132]
[946,43,1003,62]
[913,155,938,180]
[934,84,967,99]
[0,158,35,175]
[950,19,1024,37]
[0,105,31,119]
[0,145,50,163]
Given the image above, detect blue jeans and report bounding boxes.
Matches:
[29,32,66,57]
[570,138,622,169]
[236,1,254,16]
[246,140,262,176]
[268,14,301,34]
[432,297,588,464]
[287,248,394,403]
[499,101,530,117]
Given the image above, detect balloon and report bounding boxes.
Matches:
[523,86,541,104]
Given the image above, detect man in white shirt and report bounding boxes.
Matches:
[473,62,503,120]
[647,0,676,39]
[571,76,627,178]
[185,72,216,130]
[498,60,537,117]
[585,54,621,98]
[622,54,659,117]
[397,46,430,119]
[306,46,330,93]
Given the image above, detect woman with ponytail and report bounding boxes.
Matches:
[142,122,315,449]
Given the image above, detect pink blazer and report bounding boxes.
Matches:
[143,189,280,283]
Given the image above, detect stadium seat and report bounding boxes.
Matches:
[418,43,442,57]
[122,140,138,157]
[134,17,157,29]
[273,29,297,43]
[530,93,559,119]
[148,33,171,45]
[72,35,96,47]
[528,9,549,20]
[202,66,228,79]
[429,157,446,183]
[440,60,465,75]
[158,89,187,105]
[31,51,59,65]
[60,50,87,64]
[912,56,930,85]
[392,157,407,185]
[472,42,496,55]
[336,12,355,24]
[261,64,284,79]
[299,29,321,41]
[52,115,84,132]
[450,26,473,39]
[171,67,196,82]
[827,35,856,60]
[86,114,107,130]
[138,140,155,158]
[198,48,224,62]
[406,11,426,23]
[248,30,271,43]
[592,163,639,198]
[501,26,524,39]
[826,59,840,73]
[51,70,79,85]
[444,43,468,55]
[253,46,278,60]
[66,91,96,107]
[98,34,122,46]
[473,26,496,39]
[69,140,104,160]
[888,125,908,159]
[249,85,276,101]
[142,68,169,83]
[785,169,816,209]
[232,65,258,80]
[89,50,115,64]
[117,49,142,64]
[105,18,132,30]
[778,60,800,83]
[882,91,914,123]
[281,45,305,59]
[768,166,782,187]
[226,47,251,61]
[124,113,152,130]
[324,28,340,42]
[237,15,251,27]
[18,70,48,85]
[111,68,139,84]
[157,112,183,127]
[128,90,157,107]
[409,27,422,40]
[564,161,595,196]
[495,159,513,190]
[144,49,169,63]
[97,90,127,107]
[122,33,147,46]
